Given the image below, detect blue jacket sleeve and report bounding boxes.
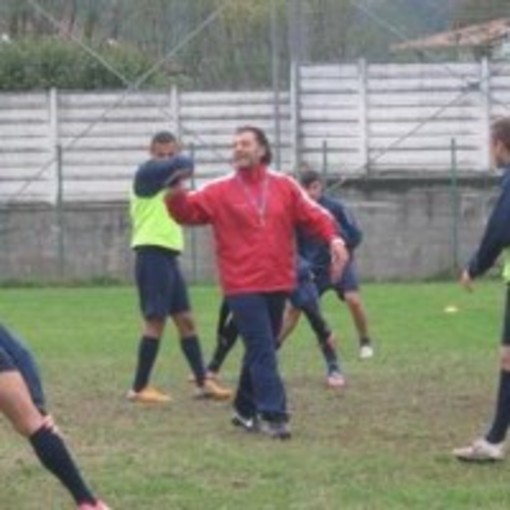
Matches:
[468,179,510,278]
[322,196,363,250]
[133,155,194,198]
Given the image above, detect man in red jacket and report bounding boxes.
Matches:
[166,126,348,439]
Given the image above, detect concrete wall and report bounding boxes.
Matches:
[0,175,499,283]
[338,175,496,280]
[3,59,510,205]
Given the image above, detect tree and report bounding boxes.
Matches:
[452,0,510,28]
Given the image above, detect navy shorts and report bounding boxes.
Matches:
[315,260,360,300]
[0,346,15,372]
[289,277,320,310]
[502,285,510,346]
[135,246,190,320]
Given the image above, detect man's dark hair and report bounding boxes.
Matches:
[236,125,272,165]
[492,118,510,151]
[299,169,322,188]
[151,131,177,145]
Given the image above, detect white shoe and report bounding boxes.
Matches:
[453,438,505,462]
[359,344,374,360]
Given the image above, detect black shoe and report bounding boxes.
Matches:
[231,411,259,433]
[259,420,291,440]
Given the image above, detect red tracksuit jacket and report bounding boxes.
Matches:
[166,165,339,295]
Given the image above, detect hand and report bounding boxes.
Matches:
[165,168,192,189]
[165,170,189,200]
[330,238,349,283]
[459,269,473,292]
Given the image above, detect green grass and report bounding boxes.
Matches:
[1,282,509,509]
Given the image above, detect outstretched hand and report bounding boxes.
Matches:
[330,238,349,283]
[164,168,193,189]
[459,269,474,292]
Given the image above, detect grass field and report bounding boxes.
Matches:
[1,281,510,510]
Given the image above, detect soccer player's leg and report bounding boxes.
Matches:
[291,281,346,388]
[227,293,290,439]
[171,266,232,401]
[206,299,240,378]
[277,299,302,348]
[0,345,109,509]
[454,286,510,462]
[129,248,170,403]
[335,261,374,359]
[0,347,43,436]
[0,325,47,413]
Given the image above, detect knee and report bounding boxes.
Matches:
[287,307,301,322]
[500,347,510,371]
[346,293,361,308]
[175,314,196,337]
[143,319,165,339]
[12,413,44,438]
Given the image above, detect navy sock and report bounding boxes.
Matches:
[320,335,341,374]
[360,337,371,347]
[180,335,206,386]
[208,318,239,373]
[132,335,160,392]
[486,369,510,444]
[30,425,96,505]
[302,306,341,373]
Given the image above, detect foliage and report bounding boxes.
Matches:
[451,0,510,28]
[1,1,507,90]
[0,37,175,90]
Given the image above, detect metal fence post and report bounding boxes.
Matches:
[290,60,301,173]
[171,84,181,139]
[321,140,329,180]
[56,144,65,277]
[479,57,492,172]
[288,0,304,173]
[271,0,282,170]
[49,88,65,277]
[449,138,460,274]
[358,58,370,175]
[48,88,59,204]
[189,142,198,283]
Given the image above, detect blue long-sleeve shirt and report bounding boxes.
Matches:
[133,155,194,198]
[298,194,362,272]
[468,166,510,278]
[317,195,362,250]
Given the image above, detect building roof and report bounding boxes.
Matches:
[392,18,510,52]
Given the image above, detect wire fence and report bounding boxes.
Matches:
[0,0,508,282]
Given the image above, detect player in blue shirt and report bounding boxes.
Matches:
[290,170,375,360]
[453,118,510,462]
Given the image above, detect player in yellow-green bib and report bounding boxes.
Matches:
[453,118,510,462]
[128,131,231,403]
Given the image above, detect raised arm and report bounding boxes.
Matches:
[325,198,363,250]
[287,177,348,279]
[165,187,213,226]
[289,177,338,242]
[467,181,510,279]
[133,155,194,197]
